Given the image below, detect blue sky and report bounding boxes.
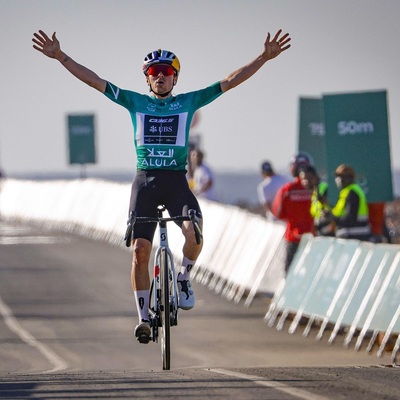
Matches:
[1,0,399,176]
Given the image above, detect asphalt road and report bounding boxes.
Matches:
[0,220,399,399]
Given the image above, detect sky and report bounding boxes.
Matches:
[1,0,400,177]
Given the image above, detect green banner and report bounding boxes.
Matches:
[323,91,393,203]
[67,114,96,165]
[298,97,327,180]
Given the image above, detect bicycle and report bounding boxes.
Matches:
[124,205,202,370]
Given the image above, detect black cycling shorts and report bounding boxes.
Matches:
[128,169,202,243]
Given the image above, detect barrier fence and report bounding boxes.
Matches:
[0,179,286,305]
[265,234,400,364]
[1,179,398,363]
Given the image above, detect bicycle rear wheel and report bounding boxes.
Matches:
[160,247,171,370]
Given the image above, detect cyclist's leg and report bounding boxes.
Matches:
[182,216,203,261]
[132,238,151,311]
[128,171,158,338]
[177,210,202,309]
[164,171,203,309]
[132,238,152,342]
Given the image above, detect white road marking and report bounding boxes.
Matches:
[0,295,68,373]
[0,222,69,372]
[209,368,331,400]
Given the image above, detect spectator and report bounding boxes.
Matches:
[368,202,390,243]
[325,164,371,241]
[272,153,314,274]
[186,141,198,190]
[190,149,218,201]
[299,165,334,236]
[257,160,289,220]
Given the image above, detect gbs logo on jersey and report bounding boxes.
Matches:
[144,114,179,144]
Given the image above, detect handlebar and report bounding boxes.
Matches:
[124,207,203,247]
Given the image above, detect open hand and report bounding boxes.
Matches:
[263,29,291,61]
[32,30,61,59]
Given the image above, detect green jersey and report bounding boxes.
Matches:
[104,82,223,171]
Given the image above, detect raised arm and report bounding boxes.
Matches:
[32,30,107,93]
[220,29,291,93]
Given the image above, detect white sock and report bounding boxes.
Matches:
[179,257,195,281]
[134,290,150,322]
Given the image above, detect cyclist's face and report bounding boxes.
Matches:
[146,64,177,97]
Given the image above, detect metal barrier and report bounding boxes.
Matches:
[265,234,400,364]
[2,179,399,362]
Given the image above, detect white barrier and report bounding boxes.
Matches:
[0,179,130,245]
[0,179,286,304]
[265,234,400,364]
[2,178,399,362]
[194,201,286,303]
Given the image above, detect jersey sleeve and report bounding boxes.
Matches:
[190,82,223,109]
[103,81,137,109]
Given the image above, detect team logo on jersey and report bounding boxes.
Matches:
[141,148,178,168]
[144,114,179,144]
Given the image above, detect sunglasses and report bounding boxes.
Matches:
[147,64,175,77]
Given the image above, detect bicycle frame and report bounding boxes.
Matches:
[125,205,202,370]
[153,234,179,326]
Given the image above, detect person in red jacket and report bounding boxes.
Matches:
[272,153,314,275]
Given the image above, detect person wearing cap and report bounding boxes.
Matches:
[257,160,289,220]
[32,29,291,342]
[325,164,371,241]
[271,153,314,274]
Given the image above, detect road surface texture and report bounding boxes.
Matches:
[0,220,398,399]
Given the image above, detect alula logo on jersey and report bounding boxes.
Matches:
[144,115,179,144]
[141,148,177,168]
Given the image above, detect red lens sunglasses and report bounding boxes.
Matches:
[147,64,175,77]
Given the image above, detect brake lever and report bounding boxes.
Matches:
[124,211,136,247]
[189,209,203,245]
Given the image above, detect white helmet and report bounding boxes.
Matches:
[143,49,181,75]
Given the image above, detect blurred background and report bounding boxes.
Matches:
[1,0,399,229]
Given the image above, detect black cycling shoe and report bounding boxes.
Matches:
[134,320,151,344]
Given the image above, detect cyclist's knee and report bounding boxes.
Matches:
[133,238,152,265]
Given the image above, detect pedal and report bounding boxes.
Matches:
[137,334,150,344]
[134,323,151,344]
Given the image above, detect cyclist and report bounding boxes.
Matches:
[32,29,291,342]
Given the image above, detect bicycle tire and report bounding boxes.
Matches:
[149,276,158,343]
[160,247,171,370]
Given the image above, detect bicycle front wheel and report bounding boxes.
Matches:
[160,247,171,370]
